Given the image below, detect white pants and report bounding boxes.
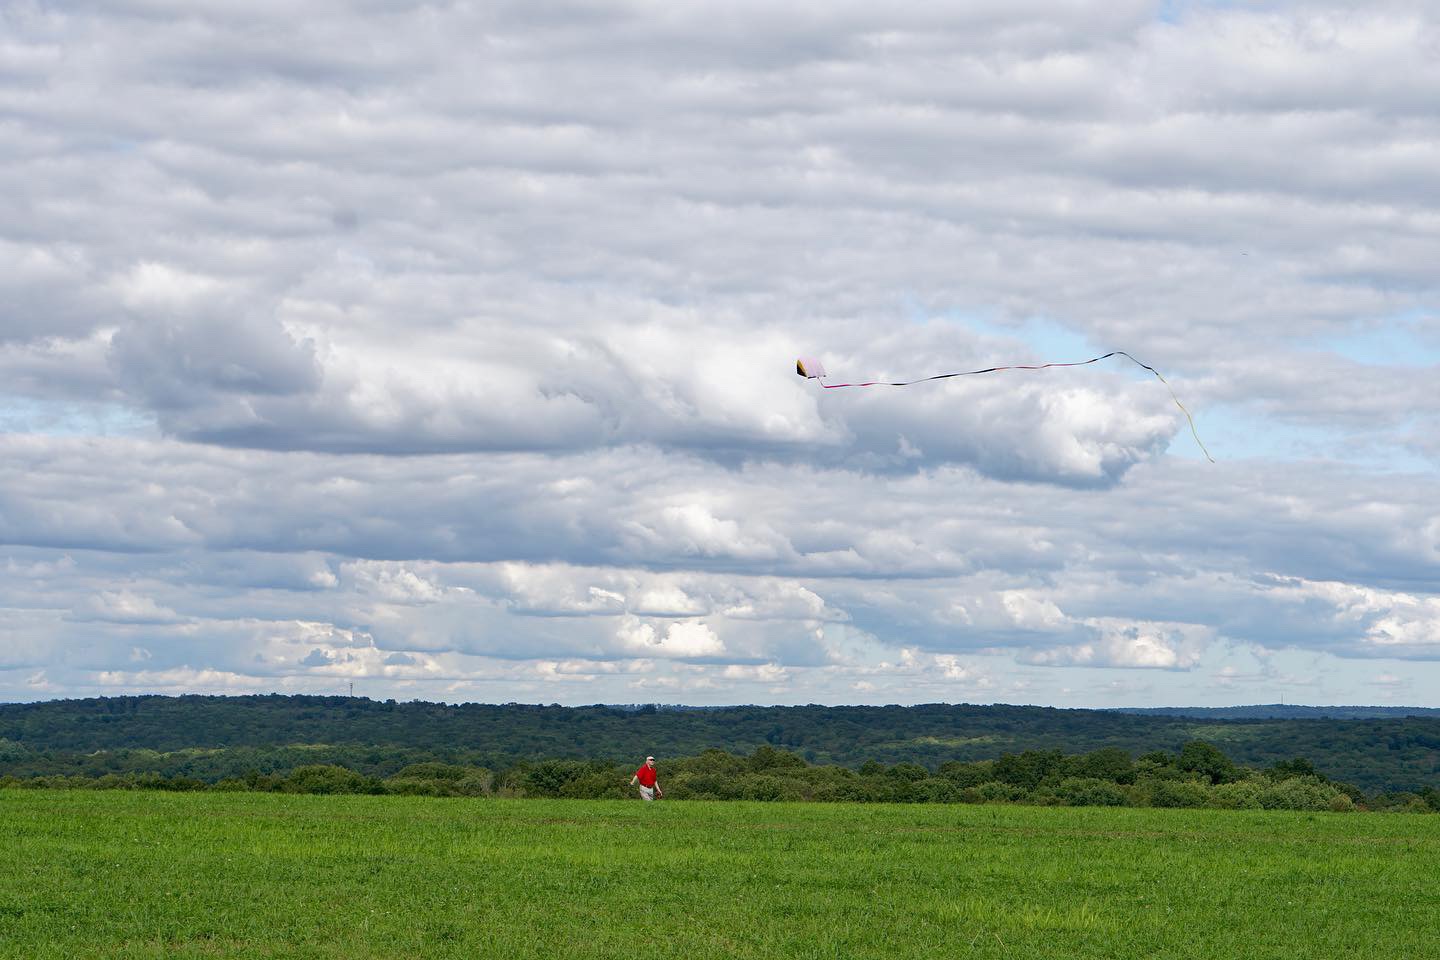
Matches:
[638,785,655,801]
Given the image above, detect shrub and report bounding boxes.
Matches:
[558,772,629,800]
[279,765,380,795]
[1141,778,1209,809]
[993,750,1064,791]
[938,760,993,788]
[393,763,469,782]
[813,778,880,803]
[1257,778,1339,811]
[737,775,786,801]
[747,746,807,773]
[455,771,493,796]
[1328,793,1355,813]
[675,750,747,776]
[385,778,451,797]
[967,781,1026,804]
[519,760,592,797]
[1268,758,1319,781]
[1066,748,1136,785]
[1208,780,1263,810]
[1056,777,1127,807]
[887,762,930,783]
[904,778,960,804]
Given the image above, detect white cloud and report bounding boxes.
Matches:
[69,590,186,625]
[616,616,726,659]
[721,663,788,683]
[345,562,447,604]
[0,1,1438,706]
[1261,575,1440,656]
[1021,620,1212,670]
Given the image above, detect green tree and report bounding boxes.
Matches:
[1178,741,1239,784]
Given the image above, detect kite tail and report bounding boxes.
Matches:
[805,350,1215,462]
[1109,353,1214,463]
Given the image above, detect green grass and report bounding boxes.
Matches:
[2,791,1437,959]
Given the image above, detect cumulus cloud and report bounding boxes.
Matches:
[68,590,186,625]
[1259,575,1440,658]
[1,1,1438,705]
[617,616,726,659]
[1020,620,1212,670]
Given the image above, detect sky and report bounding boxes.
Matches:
[2,0,1438,708]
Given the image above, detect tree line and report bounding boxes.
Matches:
[5,742,1439,813]
[2,694,1437,793]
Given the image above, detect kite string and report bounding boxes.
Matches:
[817,350,1214,462]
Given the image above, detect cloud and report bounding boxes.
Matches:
[1020,619,1212,670]
[616,616,726,659]
[299,648,334,667]
[1,1,1439,706]
[1259,575,1440,658]
[68,590,187,625]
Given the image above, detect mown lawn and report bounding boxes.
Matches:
[1,790,1435,959]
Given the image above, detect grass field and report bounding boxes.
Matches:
[2,790,1436,959]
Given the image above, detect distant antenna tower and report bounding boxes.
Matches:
[348,681,354,697]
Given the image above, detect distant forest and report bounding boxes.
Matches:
[1113,705,1440,720]
[1,695,1437,794]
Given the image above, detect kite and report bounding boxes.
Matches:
[795,351,1214,462]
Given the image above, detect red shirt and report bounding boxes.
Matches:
[634,764,658,787]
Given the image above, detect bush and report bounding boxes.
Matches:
[887,763,930,783]
[993,750,1064,791]
[1141,778,1209,809]
[386,763,491,797]
[664,772,725,800]
[519,760,593,797]
[939,760,993,788]
[966,781,1026,804]
[1056,777,1127,807]
[675,750,747,777]
[1268,758,1319,780]
[810,779,871,803]
[279,765,380,795]
[1133,758,1189,782]
[1328,793,1356,813]
[902,778,959,804]
[386,778,452,797]
[1257,778,1340,811]
[737,774,787,801]
[1066,748,1135,785]
[747,746,807,773]
[393,763,469,782]
[1208,780,1263,810]
[454,771,493,796]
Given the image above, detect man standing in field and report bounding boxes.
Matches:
[629,755,663,801]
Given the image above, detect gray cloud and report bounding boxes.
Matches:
[1,0,1438,705]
